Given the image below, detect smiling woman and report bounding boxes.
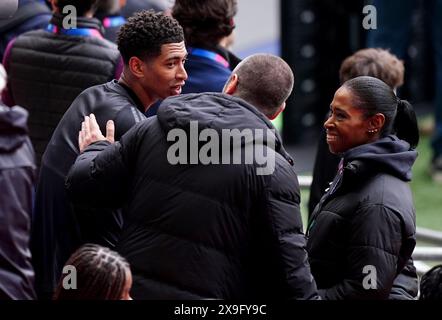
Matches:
[324,86,380,154]
[324,77,419,155]
[306,76,421,300]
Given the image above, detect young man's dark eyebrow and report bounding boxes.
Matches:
[165,53,188,61]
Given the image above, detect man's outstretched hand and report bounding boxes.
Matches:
[79,113,115,153]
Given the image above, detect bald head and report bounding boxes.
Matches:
[223,54,294,118]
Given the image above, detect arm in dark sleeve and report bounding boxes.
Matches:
[263,155,319,300]
[65,121,144,208]
[0,139,36,300]
[389,258,418,300]
[320,205,403,300]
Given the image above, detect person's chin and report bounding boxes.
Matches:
[326,141,340,154]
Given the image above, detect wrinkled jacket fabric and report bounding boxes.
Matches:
[31,81,145,299]
[4,13,121,164]
[66,93,319,300]
[306,135,418,300]
[0,103,36,300]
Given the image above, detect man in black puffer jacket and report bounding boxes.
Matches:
[66,54,319,300]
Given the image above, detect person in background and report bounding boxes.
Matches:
[366,0,442,183]
[95,0,127,43]
[2,0,122,165]
[309,48,405,217]
[122,0,168,19]
[30,9,186,300]
[0,0,51,61]
[307,76,419,299]
[172,0,241,94]
[53,243,132,300]
[0,63,36,300]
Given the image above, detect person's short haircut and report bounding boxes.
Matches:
[172,0,237,47]
[339,48,404,89]
[419,265,442,300]
[55,0,99,16]
[229,54,294,117]
[53,244,130,300]
[117,10,184,64]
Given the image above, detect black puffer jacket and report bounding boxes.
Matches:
[306,135,417,300]
[0,103,36,300]
[66,93,319,300]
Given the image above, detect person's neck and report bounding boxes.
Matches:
[84,11,94,19]
[218,37,229,49]
[118,73,155,112]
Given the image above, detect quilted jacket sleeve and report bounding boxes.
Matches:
[263,154,319,300]
[65,121,144,208]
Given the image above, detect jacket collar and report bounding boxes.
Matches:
[50,13,105,36]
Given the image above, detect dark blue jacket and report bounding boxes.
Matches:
[182,47,233,94]
[0,102,36,300]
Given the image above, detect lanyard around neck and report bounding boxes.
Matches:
[46,24,103,39]
[188,47,230,69]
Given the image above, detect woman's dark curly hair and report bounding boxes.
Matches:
[172,0,237,47]
[117,10,184,64]
[53,244,131,300]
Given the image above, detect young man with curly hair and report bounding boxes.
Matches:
[31,9,187,300]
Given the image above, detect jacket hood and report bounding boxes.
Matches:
[343,135,417,181]
[0,104,29,152]
[157,93,294,164]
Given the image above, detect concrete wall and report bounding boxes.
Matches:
[232,0,280,58]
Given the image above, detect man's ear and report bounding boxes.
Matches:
[224,74,239,95]
[128,56,145,79]
[268,102,286,120]
[368,113,386,132]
